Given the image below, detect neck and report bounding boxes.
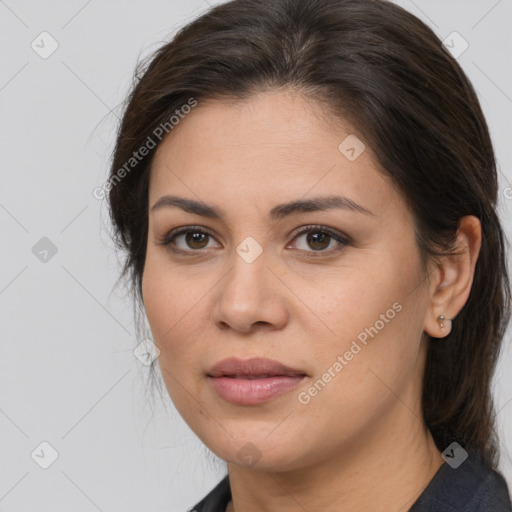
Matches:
[225,396,444,512]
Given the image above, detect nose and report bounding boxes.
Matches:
[211,246,289,334]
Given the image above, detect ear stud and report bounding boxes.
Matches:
[438,315,450,329]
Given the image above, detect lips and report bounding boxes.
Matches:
[207,357,307,378]
[207,357,308,405]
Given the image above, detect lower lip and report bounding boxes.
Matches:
[208,375,306,405]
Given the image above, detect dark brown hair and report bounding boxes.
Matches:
[107,0,511,469]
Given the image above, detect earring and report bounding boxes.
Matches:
[437,315,450,329]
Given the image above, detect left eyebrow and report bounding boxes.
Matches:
[150,194,375,220]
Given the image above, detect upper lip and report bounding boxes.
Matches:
[207,357,307,378]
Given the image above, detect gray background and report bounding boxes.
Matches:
[0,0,511,510]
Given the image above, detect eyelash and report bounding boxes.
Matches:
[157,224,352,258]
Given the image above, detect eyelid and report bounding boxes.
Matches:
[157,225,219,250]
[158,224,352,255]
[288,224,350,243]
[287,224,352,256]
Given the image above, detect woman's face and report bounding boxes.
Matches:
[142,90,435,471]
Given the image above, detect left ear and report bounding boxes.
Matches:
[423,215,482,339]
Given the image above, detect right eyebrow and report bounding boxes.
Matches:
[150,194,375,220]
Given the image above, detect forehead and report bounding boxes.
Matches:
[148,91,406,222]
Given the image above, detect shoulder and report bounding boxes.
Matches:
[189,475,231,512]
[187,452,512,512]
[409,450,512,512]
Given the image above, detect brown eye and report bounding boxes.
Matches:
[183,231,209,249]
[159,224,351,257]
[305,232,331,251]
[289,225,350,255]
[159,227,219,252]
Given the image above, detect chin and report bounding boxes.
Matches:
[200,431,313,472]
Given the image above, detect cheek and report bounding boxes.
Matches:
[141,251,208,370]
[141,252,186,352]
[141,255,203,411]
[305,252,425,390]
[141,258,168,337]
[297,301,420,446]
[307,264,403,345]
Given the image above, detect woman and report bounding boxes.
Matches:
[106,0,512,510]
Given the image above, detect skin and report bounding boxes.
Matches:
[142,89,482,512]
